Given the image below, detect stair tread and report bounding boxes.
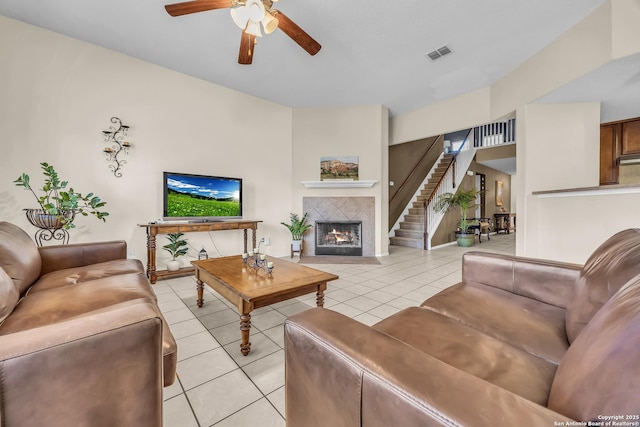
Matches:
[390,236,424,249]
[390,236,421,241]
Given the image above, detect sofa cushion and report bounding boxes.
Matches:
[0,273,155,335]
[565,228,640,343]
[0,222,42,294]
[373,307,558,405]
[548,275,640,421]
[0,267,20,324]
[421,282,568,364]
[28,259,145,294]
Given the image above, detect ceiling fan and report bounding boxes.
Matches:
[164,0,321,65]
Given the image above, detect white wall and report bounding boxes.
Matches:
[291,105,389,256]
[515,103,601,261]
[532,189,640,264]
[390,88,491,146]
[612,0,640,59]
[0,16,294,266]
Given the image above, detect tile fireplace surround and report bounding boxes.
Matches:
[302,197,375,256]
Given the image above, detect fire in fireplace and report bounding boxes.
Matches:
[315,221,363,256]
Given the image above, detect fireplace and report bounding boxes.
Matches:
[303,197,374,257]
[315,221,363,256]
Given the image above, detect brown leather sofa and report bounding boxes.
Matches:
[285,229,640,426]
[0,221,177,427]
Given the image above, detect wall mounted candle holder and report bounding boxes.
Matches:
[102,117,131,177]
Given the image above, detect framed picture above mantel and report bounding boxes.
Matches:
[320,156,359,181]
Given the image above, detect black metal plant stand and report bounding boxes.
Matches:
[24,208,73,246]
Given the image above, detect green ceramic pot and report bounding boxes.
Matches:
[455,231,476,247]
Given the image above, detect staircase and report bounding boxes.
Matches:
[389,154,455,248]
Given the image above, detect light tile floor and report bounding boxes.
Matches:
[158,233,516,427]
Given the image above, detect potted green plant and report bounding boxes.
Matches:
[281,212,312,253]
[434,186,481,247]
[162,232,188,271]
[13,162,108,230]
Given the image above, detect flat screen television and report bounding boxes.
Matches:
[163,172,242,222]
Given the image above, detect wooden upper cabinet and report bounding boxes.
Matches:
[600,117,640,185]
[600,123,619,185]
[622,119,640,155]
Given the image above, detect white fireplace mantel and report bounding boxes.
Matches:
[300,180,378,188]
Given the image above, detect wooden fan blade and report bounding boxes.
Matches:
[238,30,255,65]
[165,0,233,17]
[272,10,321,56]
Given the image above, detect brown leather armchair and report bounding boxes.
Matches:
[285,229,640,426]
[0,222,177,427]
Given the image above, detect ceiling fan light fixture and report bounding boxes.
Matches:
[261,11,278,34]
[245,20,262,37]
[230,7,250,29]
[246,0,265,21]
[230,0,265,35]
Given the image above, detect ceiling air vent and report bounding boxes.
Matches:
[426,45,452,61]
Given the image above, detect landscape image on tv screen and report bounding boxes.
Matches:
[165,173,241,218]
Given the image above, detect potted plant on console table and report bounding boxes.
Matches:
[281,212,312,257]
[13,162,109,245]
[163,232,189,271]
[434,186,481,247]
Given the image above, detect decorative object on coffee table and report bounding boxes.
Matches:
[102,116,132,177]
[14,162,109,246]
[162,232,188,271]
[281,212,312,258]
[242,248,274,277]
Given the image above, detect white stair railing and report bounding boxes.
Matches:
[475,118,516,148]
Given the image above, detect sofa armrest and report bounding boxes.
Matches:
[38,240,127,274]
[286,308,574,427]
[462,252,582,308]
[0,301,164,427]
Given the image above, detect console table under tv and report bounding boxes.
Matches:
[138,220,262,284]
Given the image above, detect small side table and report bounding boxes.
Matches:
[494,213,512,234]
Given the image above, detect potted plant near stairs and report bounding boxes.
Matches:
[434,186,481,247]
[281,212,312,256]
[163,232,188,271]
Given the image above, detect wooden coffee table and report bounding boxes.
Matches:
[191,255,338,356]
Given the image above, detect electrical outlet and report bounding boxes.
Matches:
[262,237,270,246]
